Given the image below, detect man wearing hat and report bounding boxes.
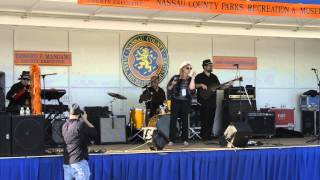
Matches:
[195,59,221,142]
[139,75,166,119]
[6,71,31,114]
[62,103,97,180]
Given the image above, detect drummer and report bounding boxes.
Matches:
[139,75,166,119]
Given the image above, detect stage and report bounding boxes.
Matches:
[1,138,320,180]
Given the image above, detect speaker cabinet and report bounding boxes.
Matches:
[302,111,319,135]
[0,113,11,156]
[222,100,256,129]
[52,120,65,144]
[223,122,252,148]
[0,72,5,112]
[85,106,110,144]
[11,115,45,156]
[100,115,126,144]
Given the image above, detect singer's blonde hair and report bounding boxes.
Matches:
[179,61,192,76]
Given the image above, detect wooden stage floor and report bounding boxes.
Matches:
[46,137,320,155]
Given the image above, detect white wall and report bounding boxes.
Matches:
[1,27,320,131]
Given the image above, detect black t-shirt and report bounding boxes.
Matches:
[141,86,166,117]
[62,119,97,164]
[195,72,220,106]
[167,75,194,101]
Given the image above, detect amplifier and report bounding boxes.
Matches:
[245,112,275,136]
[225,86,255,100]
[100,115,127,144]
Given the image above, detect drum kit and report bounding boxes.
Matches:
[107,90,200,150]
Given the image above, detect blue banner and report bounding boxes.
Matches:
[1,146,320,180]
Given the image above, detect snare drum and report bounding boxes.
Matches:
[130,108,145,129]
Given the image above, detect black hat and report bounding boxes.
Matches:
[69,103,83,115]
[202,59,213,67]
[18,71,30,80]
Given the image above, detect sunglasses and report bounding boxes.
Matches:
[22,78,30,80]
[185,66,192,70]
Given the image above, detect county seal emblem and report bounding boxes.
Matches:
[121,34,169,87]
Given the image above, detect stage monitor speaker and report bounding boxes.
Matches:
[245,112,275,137]
[155,114,170,140]
[302,111,319,135]
[100,115,126,144]
[0,113,11,156]
[222,122,252,148]
[11,115,45,156]
[0,72,5,112]
[145,114,170,150]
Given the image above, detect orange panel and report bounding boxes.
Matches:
[213,56,257,70]
[79,0,320,19]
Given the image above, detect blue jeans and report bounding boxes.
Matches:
[63,160,91,180]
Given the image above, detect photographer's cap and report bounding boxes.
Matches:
[69,103,83,115]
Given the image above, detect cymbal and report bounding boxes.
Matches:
[108,92,127,100]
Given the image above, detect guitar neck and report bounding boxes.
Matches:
[212,77,242,91]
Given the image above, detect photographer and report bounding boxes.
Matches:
[62,103,97,180]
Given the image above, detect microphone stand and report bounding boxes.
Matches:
[41,73,57,115]
[234,64,243,122]
[307,69,320,143]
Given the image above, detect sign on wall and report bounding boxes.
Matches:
[213,56,257,70]
[121,34,169,87]
[14,51,72,66]
[79,0,320,19]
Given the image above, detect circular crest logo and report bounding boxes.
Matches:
[121,34,169,87]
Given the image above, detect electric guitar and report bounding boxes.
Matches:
[198,77,243,100]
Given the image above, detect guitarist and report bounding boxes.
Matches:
[195,59,224,142]
[6,71,31,114]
